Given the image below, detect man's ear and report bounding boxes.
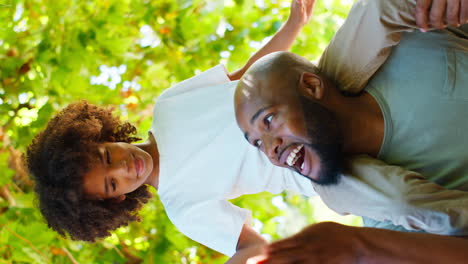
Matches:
[299,72,324,100]
[114,195,126,203]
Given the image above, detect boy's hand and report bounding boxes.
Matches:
[287,0,316,28]
[416,0,468,32]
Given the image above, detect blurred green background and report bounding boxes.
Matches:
[0,0,359,263]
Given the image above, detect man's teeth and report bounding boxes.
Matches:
[286,144,304,167]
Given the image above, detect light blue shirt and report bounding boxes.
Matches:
[365,28,468,230]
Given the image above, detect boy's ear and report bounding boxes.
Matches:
[114,195,126,203]
[299,72,324,100]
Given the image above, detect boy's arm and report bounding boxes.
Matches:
[228,0,316,81]
[226,224,268,264]
[319,0,468,93]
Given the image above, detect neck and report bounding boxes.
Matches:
[135,132,160,189]
[326,91,384,157]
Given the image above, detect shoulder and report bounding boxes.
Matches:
[157,64,231,101]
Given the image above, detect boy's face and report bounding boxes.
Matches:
[82,142,154,199]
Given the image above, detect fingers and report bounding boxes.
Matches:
[417,0,466,31]
[247,254,268,264]
[266,247,308,264]
[462,0,468,24]
[300,0,315,24]
[430,0,447,28]
[305,0,316,12]
[446,0,461,26]
[269,237,302,252]
[416,0,432,31]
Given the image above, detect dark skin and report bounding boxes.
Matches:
[238,0,468,263]
[235,50,468,263]
[416,0,468,31]
[249,222,468,264]
[82,132,160,200]
[236,71,384,182]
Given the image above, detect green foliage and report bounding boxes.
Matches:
[0,0,355,263]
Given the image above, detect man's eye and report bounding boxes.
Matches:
[254,139,262,148]
[264,114,273,128]
[111,179,116,191]
[106,149,111,164]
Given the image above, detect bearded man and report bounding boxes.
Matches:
[235,12,468,264]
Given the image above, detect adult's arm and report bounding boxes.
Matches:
[261,222,468,264]
[315,0,468,235]
[315,155,468,236]
[228,0,316,81]
[319,0,468,93]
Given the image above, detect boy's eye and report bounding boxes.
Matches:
[106,149,111,164]
[111,179,116,191]
[254,139,262,148]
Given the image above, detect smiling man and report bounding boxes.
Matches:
[235,52,384,185]
[234,24,468,264]
[235,27,468,202]
[237,58,341,186]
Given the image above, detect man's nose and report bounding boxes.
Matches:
[263,136,282,165]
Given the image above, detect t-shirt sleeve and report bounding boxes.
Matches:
[157,64,231,100]
[322,155,468,236]
[165,199,252,257]
[319,0,419,93]
[362,217,417,232]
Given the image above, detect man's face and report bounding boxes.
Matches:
[82,142,154,199]
[235,75,343,185]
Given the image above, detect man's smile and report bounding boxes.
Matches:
[279,144,306,173]
[286,144,304,168]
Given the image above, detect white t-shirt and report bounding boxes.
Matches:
[148,0,468,256]
[151,65,315,256]
[151,65,468,256]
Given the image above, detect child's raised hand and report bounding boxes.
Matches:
[288,0,316,27]
[416,0,468,32]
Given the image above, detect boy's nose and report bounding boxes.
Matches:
[110,159,129,176]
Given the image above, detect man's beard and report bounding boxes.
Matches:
[298,95,344,186]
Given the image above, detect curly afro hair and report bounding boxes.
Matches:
[25,100,152,242]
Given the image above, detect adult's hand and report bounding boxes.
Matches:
[287,0,316,28]
[252,222,365,264]
[416,0,468,31]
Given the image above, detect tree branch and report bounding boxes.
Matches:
[61,247,79,264]
[0,186,16,206]
[3,225,48,261]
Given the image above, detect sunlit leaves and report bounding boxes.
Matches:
[0,0,355,263]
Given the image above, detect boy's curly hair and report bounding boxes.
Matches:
[25,100,152,241]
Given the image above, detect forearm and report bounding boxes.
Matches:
[358,226,468,264]
[228,20,304,81]
[226,244,266,264]
[336,155,468,235]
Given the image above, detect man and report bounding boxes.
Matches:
[235,3,468,264]
[27,1,466,264]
